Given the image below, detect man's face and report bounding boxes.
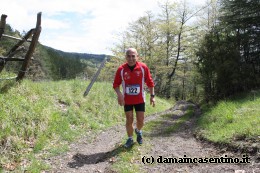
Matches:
[126,50,137,66]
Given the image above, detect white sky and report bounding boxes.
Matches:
[1,0,206,55]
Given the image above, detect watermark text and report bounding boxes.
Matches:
[142,155,251,164]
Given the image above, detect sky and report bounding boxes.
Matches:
[1,0,206,55]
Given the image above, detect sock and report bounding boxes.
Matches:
[128,136,133,140]
[135,128,142,133]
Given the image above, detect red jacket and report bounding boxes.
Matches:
[113,61,154,105]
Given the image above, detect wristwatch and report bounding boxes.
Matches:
[150,94,155,98]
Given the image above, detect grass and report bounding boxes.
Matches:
[0,79,172,172]
[196,90,260,143]
[110,144,144,173]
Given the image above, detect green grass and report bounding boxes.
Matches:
[0,79,172,172]
[110,144,144,173]
[197,90,260,143]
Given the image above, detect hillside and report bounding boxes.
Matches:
[0,24,107,81]
[36,45,107,80]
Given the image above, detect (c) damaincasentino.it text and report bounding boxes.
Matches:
[142,155,251,164]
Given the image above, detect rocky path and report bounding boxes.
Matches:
[45,101,259,173]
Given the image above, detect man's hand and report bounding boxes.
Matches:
[117,93,125,106]
[150,97,155,107]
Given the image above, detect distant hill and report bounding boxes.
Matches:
[0,24,108,81]
[43,45,106,62]
[38,45,107,80]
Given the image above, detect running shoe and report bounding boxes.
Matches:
[135,129,143,145]
[124,138,134,148]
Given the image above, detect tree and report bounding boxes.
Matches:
[158,0,202,98]
[197,0,260,101]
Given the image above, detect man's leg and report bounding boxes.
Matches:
[135,103,145,131]
[135,111,144,145]
[136,111,144,130]
[124,111,134,148]
[125,111,134,137]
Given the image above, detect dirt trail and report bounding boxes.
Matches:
[45,101,259,173]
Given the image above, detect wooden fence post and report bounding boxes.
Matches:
[16,12,42,81]
[0,14,7,39]
[0,14,8,72]
[83,57,107,97]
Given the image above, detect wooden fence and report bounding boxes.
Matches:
[83,57,107,97]
[0,12,42,81]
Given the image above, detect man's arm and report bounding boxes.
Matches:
[144,64,155,107]
[113,66,124,106]
[114,87,124,106]
[149,87,155,107]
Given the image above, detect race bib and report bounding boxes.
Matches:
[126,84,140,95]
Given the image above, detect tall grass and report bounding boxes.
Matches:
[197,90,260,143]
[0,79,172,172]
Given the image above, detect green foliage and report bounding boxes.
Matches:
[197,90,260,143]
[0,24,21,52]
[197,0,260,101]
[0,79,171,171]
[99,56,124,82]
[0,47,6,56]
[25,154,50,173]
[36,45,106,80]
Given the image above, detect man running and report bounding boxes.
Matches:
[113,48,155,148]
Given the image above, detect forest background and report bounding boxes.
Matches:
[1,0,259,103]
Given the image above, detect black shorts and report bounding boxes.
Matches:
[124,103,145,112]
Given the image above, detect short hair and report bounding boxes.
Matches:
[125,48,138,55]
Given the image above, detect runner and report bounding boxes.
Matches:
[113,48,155,148]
